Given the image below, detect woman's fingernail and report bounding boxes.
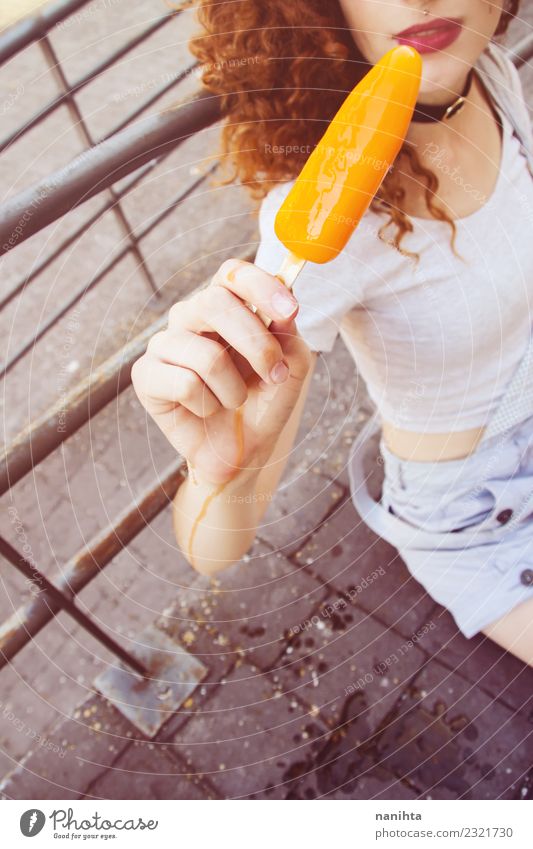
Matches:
[270,361,289,383]
[272,291,297,318]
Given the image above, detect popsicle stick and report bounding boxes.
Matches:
[248,251,306,329]
[274,250,307,290]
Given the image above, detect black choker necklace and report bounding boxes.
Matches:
[411,69,475,123]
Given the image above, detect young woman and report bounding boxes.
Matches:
[132,1,533,666]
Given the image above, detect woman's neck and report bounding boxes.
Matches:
[405,69,496,155]
[393,69,503,221]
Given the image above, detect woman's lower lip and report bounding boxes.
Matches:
[395,23,462,54]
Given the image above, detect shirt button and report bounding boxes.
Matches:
[520,569,533,587]
[496,508,513,524]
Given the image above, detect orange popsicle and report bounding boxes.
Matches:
[274,45,422,267]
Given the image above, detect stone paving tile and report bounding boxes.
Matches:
[0,559,27,622]
[2,247,145,442]
[48,0,175,83]
[286,341,374,489]
[53,251,153,365]
[9,526,218,727]
[84,740,218,800]
[0,40,59,147]
[73,387,176,474]
[43,447,175,570]
[0,668,62,791]
[336,659,533,800]
[167,662,331,800]
[0,464,64,570]
[0,202,122,342]
[0,103,85,200]
[151,570,245,742]
[0,501,193,779]
[0,0,48,28]
[139,173,258,294]
[0,389,180,580]
[508,9,533,104]
[0,509,198,776]
[0,755,13,793]
[0,693,143,800]
[0,603,134,782]
[1,193,116,301]
[72,8,199,142]
[52,388,179,508]
[8,613,112,708]
[117,130,221,236]
[24,468,130,570]
[0,657,78,789]
[272,596,428,737]
[167,541,327,673]
[287,768,419,800]
[414,603,533,721]
[293,496,436,639]
[79,565,194,652]
[257,469,344,556]
[95,515,189,606]
[0,496,64,578]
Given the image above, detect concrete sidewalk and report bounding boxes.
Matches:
[1,339,532,800]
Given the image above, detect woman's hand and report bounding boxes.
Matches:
[131,258,313,485]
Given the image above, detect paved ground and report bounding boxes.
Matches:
[0,0,532,800]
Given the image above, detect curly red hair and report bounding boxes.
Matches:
[181,0,520,261]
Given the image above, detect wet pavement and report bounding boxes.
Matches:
[0,0,532,801]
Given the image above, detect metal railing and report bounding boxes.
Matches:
[0,0,225,678]
[0,1,532,682]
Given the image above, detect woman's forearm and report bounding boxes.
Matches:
[172,465,271,576]
[173,353,317,577]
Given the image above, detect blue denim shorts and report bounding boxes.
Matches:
[349,412,533,638]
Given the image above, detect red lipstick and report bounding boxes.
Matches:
[394,17,463,54]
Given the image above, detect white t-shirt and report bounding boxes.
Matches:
[254,98,533,433]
